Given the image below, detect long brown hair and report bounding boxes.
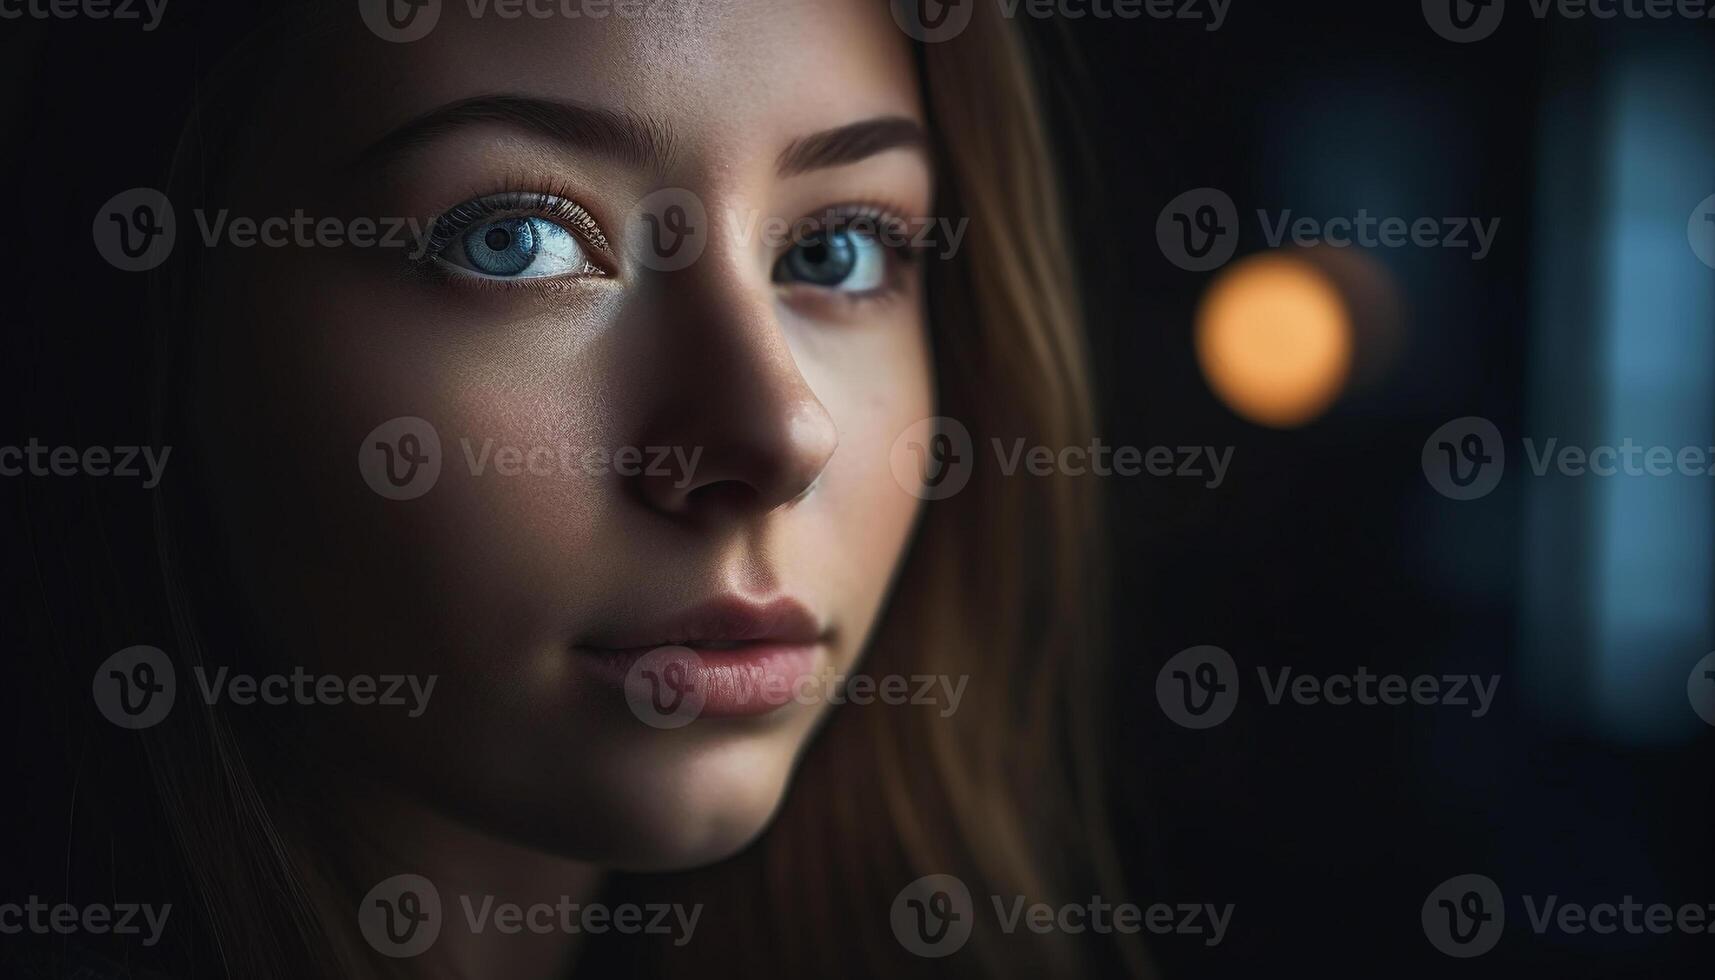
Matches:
[134,4,1143,978]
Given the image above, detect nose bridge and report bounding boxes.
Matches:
[625,246,839,521]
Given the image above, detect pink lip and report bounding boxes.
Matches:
[582,596,823,651]
[576,597,828,719]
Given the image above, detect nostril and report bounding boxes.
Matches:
[682,480,761,514]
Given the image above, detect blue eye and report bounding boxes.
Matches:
[442,216,590,279]
[774,227,889,292]
[422,192,610,284]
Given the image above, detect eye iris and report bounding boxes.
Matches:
[464,218,537,276]
[785,230,857,286]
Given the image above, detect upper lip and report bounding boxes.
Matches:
[577,596,825,652]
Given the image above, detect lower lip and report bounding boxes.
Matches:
[578,642,824,719]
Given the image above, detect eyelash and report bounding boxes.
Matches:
[411,183,612,289]
[792,203,918,253]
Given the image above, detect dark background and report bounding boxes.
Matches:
[1033,2,1715,977]
[4,1,1713,977]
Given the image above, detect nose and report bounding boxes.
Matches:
[629,266,839,523]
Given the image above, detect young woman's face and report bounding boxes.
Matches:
[195,0,933,868]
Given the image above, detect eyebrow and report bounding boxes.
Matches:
[353,95,927,179]
[775,116,928,177]
[354,94,676,172]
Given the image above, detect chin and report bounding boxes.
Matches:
[404,714,816,873]
[595,731,808,872]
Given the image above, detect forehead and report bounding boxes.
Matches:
[268,0,923,174]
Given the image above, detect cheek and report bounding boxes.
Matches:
[794,314,935,649]
[195,252,617,672]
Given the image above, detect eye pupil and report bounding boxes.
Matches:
[779,230,857,287]
[463,218,538,276]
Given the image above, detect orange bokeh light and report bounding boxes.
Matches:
[1195,253,1354,428]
